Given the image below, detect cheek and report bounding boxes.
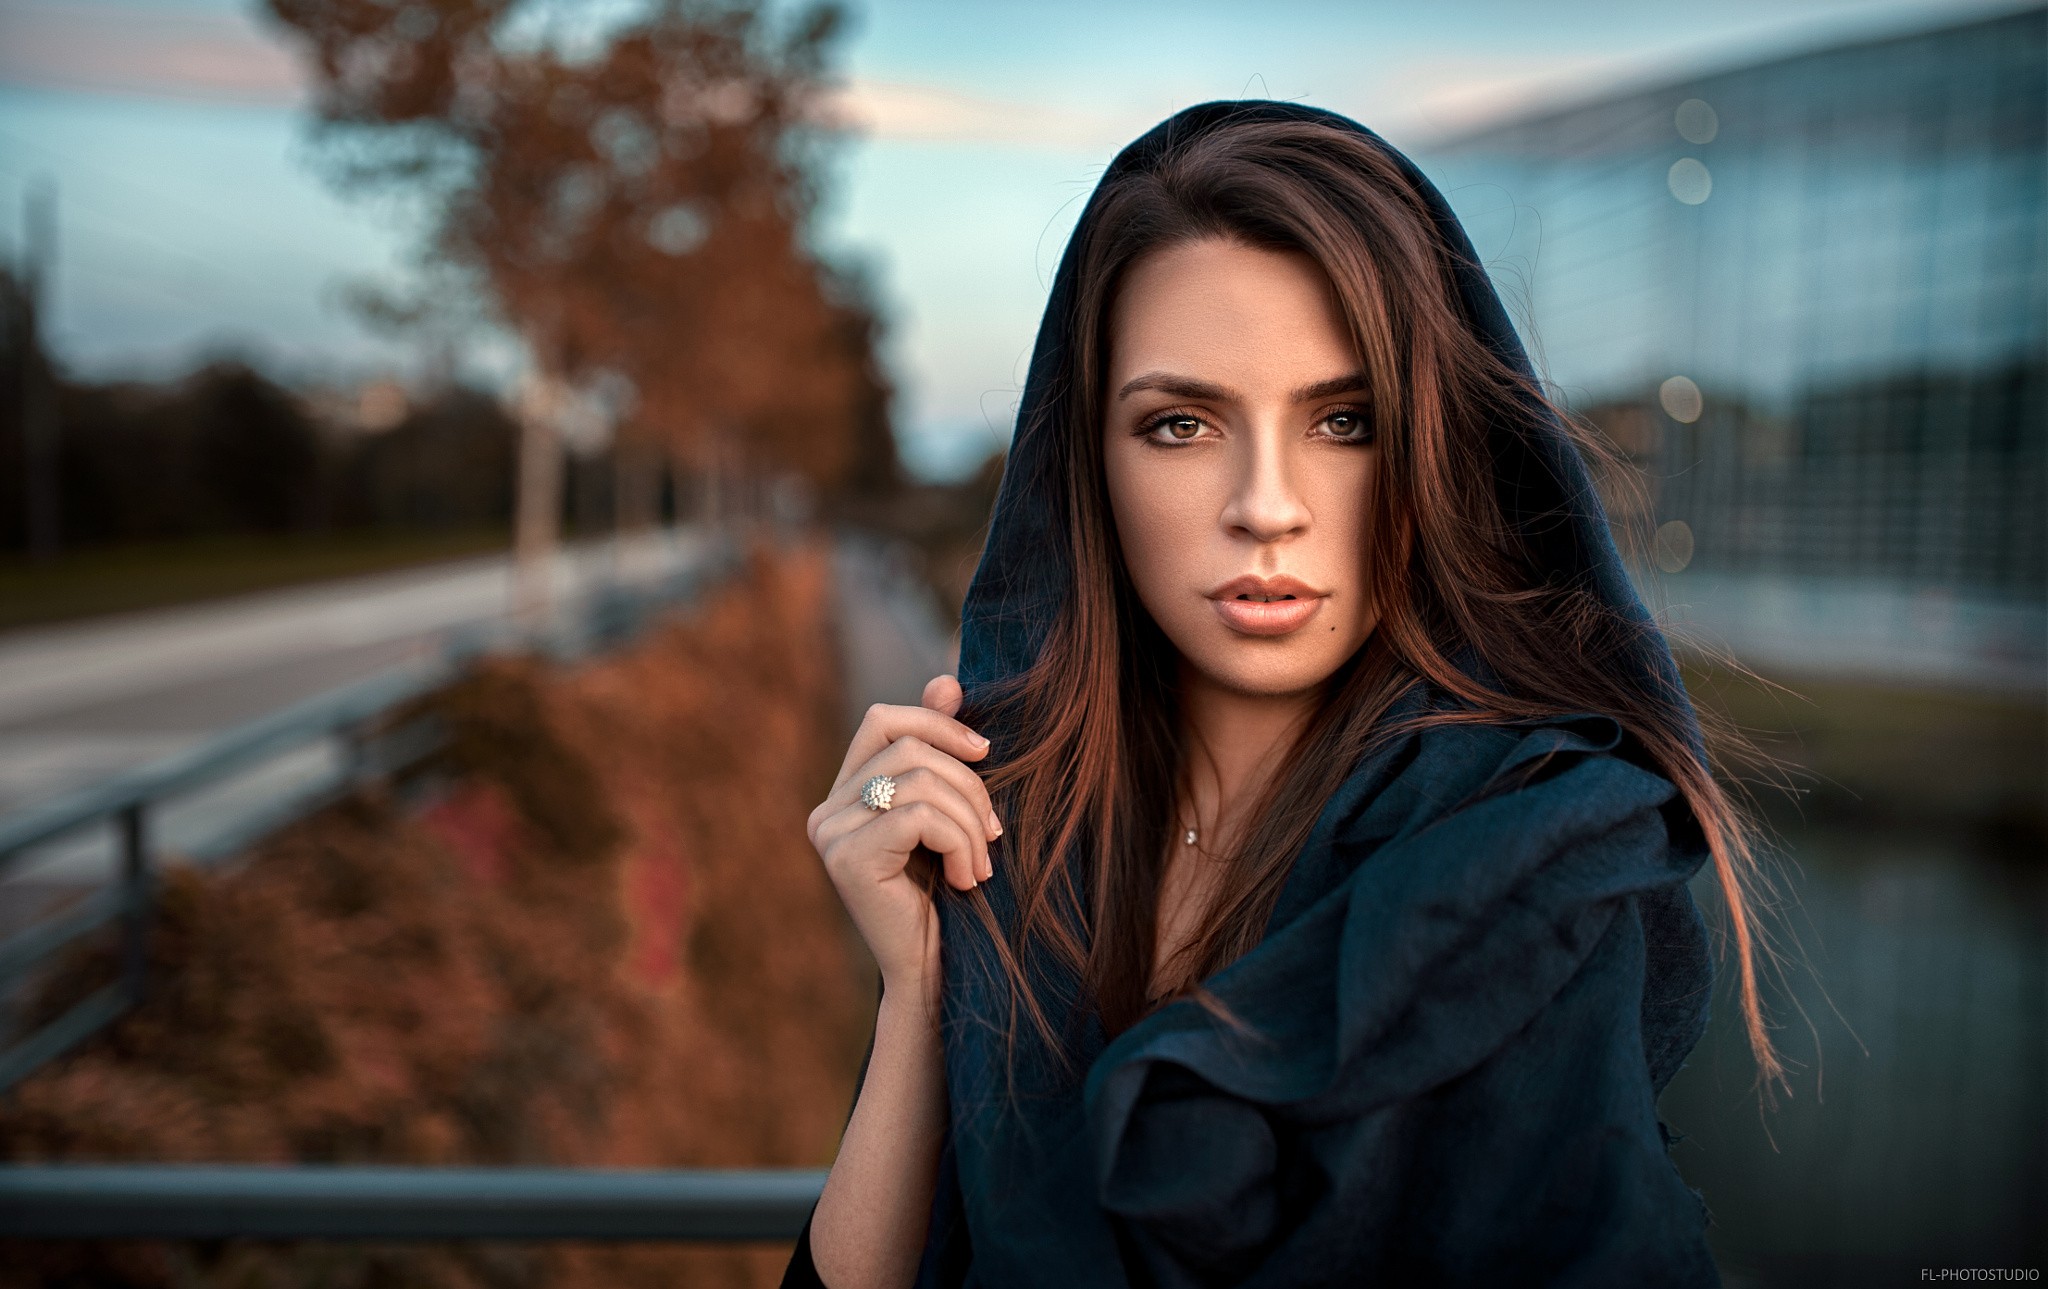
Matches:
[1311,468,1377,578]
[1294,464,1381,650]
[1106,455,1219,597]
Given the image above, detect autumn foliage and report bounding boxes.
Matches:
[262,0,895,497]
[0,537,875,1289]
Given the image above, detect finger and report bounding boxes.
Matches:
[822,761,989,880]
[840,735,999,844]
[874,802,981,892]
[829,800,981,893]
[921,673,964,719]
[837,702,989,789]
[811,729,987,848]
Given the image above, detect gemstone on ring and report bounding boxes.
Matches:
[860,774,898,811]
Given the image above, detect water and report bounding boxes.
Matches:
[1663,812,2046,1286]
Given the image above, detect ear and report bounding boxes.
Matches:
[922,672,965,718]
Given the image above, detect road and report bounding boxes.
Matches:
[0,530,715,819]
[0,527,954,896]
[827,530,962,733]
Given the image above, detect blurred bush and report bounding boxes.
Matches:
[0,537,873,1289]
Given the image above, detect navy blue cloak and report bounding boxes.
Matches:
[788,100,1721,1288]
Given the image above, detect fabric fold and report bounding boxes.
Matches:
[1083,714,1716,1285]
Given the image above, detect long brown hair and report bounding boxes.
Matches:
[955,114,1792,1099]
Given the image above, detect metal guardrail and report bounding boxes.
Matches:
[0,667,460,1094]
[0,529,743,1095]
[0,1164,825,1242]
[0,528,828,1247]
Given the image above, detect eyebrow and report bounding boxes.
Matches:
[1114,370,1371,403]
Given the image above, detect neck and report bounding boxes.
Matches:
[1175,662,1322,847]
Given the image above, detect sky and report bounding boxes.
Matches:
[0,0,2009,480]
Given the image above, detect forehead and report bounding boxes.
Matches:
[1105,238,1357,392]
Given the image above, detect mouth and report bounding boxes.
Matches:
[1207,576,1328,637]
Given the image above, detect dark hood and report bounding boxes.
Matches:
[958,98,1706,773]
[923,101,1721,1289]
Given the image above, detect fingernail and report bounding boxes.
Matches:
[986,811,1003,838]
[972,733,991,751]
[978,856,993,882]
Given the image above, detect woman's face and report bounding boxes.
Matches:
[1102,236,1381,699]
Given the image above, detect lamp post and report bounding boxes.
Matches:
[513,365,565,633]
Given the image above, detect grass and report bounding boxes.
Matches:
[1679,657,2046,838]
[0,528,515,633]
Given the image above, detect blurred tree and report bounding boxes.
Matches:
[0,347,522,553]
[0,266,38,551]
[263,0,893,508]
[189,364,328,533]
[338,384,521,530]
[47,362,327,545]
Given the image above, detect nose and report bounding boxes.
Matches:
[1219,426,1311,544]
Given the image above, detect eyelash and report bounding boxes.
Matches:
[1133,405,1377,447]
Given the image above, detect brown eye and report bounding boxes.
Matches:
[1141,413,1206,444]
[1322,410,1374,443]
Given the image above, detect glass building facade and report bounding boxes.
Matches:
[1417,7,2046,690]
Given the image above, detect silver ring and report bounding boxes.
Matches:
[860,774,898,811]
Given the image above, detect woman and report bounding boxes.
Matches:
[790,101,1783,1288]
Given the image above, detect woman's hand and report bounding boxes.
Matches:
[807,673,1001,1002]
[806,675,979,1288]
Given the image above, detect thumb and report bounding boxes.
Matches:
[921,672,964,718]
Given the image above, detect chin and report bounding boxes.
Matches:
[1176,625,1365,697]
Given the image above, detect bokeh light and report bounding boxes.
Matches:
[1668,156,1713,204]
[1654,518,1696,573]
[1675,98,1720,144]
[1659,375,1704,423]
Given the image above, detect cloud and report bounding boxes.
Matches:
[0,11,1143,162]
[823,78,1135,153]
[1340,52,1644,146]
[0,1,307,107]
[0,3,1131,156]
[0,1,1619,154]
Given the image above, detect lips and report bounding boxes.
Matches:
[1207,574,1328,637]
